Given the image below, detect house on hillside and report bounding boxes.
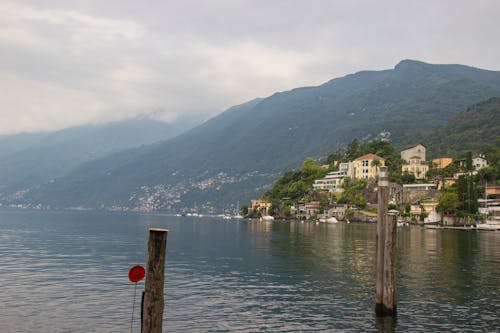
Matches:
[401,144,429,180]
[313,163,349,192]
[473,155,488,170]
[437,177,457,190]
[352,154,385,180]
[459,154,488,171]
[432,157,453,169]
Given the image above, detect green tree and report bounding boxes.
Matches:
[371,158,381,177]
[346,139,361,160]
[401,172,416,184]
[265,157,327,202]
[456,175,478,213]
[465,151,473,171]
[437,191,459,214]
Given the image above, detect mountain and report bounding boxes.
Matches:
[0,117,197,194]
[5,60,500,212]
[422,97,500,158]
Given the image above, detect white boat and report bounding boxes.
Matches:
[261,215,274,221]
[476,220,500,230]
[319,217,338,223]
[233,201,244,219]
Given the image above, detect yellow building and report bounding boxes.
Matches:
[438,177,456,190]
[249,199,272,215]
[432,157,453,169]
[352,153,385,180]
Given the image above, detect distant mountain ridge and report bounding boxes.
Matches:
[0,117,197,194]
[3,60,500,212]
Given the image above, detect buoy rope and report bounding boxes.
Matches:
[130,282,138,333]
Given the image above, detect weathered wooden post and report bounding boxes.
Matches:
[382,211,397,316]
[375,166,389,316]
[142,228,168,333]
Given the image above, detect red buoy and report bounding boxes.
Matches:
[128,265,145,283]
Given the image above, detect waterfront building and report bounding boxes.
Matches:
[248,199,271,215]
[297,201,321,220]
[324,204,351,220]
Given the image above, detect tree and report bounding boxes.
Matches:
[465,151,473,171]
[437,191,459,214]
[371,158,381,177]
[456,174,478,214]
[401,172,416,184]
[346,139,361,160]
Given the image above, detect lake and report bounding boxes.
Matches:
[0,209,498,332]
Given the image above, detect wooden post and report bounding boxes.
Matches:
[375,166,389,316]
[142,228,168,333]
[382,211,397,316]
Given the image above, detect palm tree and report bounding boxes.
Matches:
[371,159,381,178]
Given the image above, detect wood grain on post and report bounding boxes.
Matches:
[142,228,168,333]
[382,212,397,316]
[375,166,389,316]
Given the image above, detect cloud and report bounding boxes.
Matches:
[0,0,499,134]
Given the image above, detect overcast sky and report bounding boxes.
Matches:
[1,0,499,135]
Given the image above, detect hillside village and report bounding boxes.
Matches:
[246,141,500,226]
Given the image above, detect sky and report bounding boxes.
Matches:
[1,0,499,135]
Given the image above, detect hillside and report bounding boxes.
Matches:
[0,117,197,194]
[5,60,500,212]
[422,97,500,158]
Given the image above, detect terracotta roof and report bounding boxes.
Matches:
[355,153,385,161]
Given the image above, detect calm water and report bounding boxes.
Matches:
[0,210,499,332]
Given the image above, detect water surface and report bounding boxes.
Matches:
[0,210,498,332]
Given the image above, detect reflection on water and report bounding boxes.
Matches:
[0,210,498,332]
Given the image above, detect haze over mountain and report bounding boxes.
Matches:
[3,60,500,212]
[0,117,198,195]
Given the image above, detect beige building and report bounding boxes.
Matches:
[352,153,385,180]
[298,201,321,220]
[401,144,429,180]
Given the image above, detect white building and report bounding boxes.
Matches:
[313,163,350,193]
[402,183,437,191]
[473,155,488,170]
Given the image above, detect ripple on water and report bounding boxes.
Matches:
[0,212,499,332]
